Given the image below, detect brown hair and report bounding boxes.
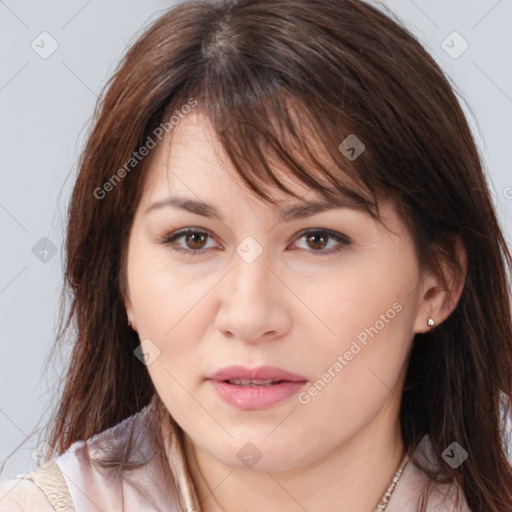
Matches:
[5,0,512,510]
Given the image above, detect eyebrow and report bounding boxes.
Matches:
[144,195,365,221]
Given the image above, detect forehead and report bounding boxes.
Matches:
[134,111,413,254]
[141,111,326,205]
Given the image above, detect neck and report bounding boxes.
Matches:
[183,402,405,512]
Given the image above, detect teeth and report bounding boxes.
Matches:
[227,378,281,386]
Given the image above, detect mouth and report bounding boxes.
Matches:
[207,364,307,383]
[206,365,308,410]
[223,378,290,387]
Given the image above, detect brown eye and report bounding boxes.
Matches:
[306,232,328,251]
[291,229,351,256]
[159,228,216,255]
[184,231,208,250]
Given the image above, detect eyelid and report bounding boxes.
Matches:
[288,229,351,256]
[156,227,220,253]
[291,228,352,245]
[157,227,352,256]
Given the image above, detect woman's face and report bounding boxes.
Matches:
[124,111,430,472]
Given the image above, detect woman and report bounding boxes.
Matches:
[1,0,511,510]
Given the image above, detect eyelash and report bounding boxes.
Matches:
[157,228,351,257]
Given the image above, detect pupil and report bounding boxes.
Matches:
[309,233,326,250]
[184,232,328,251]
[187,233,206,249]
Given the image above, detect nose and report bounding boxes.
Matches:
[214,246,291,344]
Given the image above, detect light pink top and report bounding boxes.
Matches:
[43,398,471,511]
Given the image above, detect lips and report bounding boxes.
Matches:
[206,365,308,410]
[207,365,307,384]
[225,378,280,386]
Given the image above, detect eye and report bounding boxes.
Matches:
[157,228,217,255]
[157,228,351,257]
[290,229,351,256]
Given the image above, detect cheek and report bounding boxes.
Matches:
[300,244,418,350]
[296,247,418,410]
[126,245,214,424]
[127,240,213,339]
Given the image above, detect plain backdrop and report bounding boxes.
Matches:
[1,0,511,479]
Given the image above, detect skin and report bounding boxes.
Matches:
[124,111,463,512]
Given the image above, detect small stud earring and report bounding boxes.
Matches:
[427,318,435,327]
[127,319,131,327]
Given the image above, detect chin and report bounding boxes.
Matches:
[207,438,312,473]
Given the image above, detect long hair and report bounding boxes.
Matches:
[11,0,512,510]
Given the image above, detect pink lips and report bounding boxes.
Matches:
[206,365,308,410]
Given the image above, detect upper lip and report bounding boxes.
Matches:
[207,365,307,382]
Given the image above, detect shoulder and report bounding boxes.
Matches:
[0,460,74,512]
[0,477,55,511]
[413,436,472,512]
[53,398,185,510]
[388,436,473,512]
[0,398,186,512]
[0,405,155,512]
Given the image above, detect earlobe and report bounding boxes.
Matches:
[413,280,449,334]
[123,295,137,331]
[413,237,467,334]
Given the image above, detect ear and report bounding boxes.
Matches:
[120,254,138,332]
[413,236,467,334]
[122,285,138,332]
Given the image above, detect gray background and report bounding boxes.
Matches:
[1,0,511,479]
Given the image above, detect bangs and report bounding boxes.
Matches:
[158,87,384,222]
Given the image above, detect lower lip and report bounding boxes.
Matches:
[208,380,307,410]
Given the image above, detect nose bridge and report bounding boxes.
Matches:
[229,237,272,302]
[215,236,289,341]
